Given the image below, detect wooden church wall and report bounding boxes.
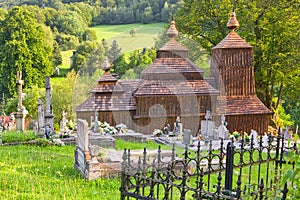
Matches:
[226,114,270,134]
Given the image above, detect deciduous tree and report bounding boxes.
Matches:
[175,0,300,121]
[0,6,53,98]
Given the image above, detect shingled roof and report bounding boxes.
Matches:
[134,80,219,96]
[213,9,252,49]
[217,96,273,115]
[142,57,204,80]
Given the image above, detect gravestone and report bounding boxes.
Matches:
[92,111,100,133]
[60,111,67,133]
[15,71,27,131]
[37,98,45,138]
[173,116,183,135]
[218,115,228,139]
[201,110,215,140]
[283,126,291,140]
[74,119,90,175]
[262,134,269,147]
[44,76,54,134]
[183,129,193,146]
[250,129,258,146]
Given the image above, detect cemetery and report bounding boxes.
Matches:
[0,5,299,200]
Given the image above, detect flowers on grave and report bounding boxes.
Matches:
[52,138,65,146]
[229,131,240,141]
[153,129,162,137]
[97,121,128,134]
[243,132,250,143]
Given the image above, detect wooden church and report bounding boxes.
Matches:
[76,10,272,135]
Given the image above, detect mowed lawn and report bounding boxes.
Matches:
[90,23,167,53]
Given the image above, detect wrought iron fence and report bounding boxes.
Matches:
[120,130,297,199]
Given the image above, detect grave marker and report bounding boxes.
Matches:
[15,71,26,131]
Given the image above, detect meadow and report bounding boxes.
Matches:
[0,131,297,199]
[90,23,166,53]
[0,131,172,200]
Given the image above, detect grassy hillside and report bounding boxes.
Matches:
[90,23,167,53]
[58,23,166,71]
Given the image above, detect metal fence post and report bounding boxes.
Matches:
[225,141,234,190]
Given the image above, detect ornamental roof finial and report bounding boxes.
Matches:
[167,15,178,39]
[102,56,111,72]
[227,6,239,31]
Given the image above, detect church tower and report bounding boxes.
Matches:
[210,8,272,134]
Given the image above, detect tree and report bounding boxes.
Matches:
[108,39,122,68]
[52,70,76,129]
[70,41,104,75]
[175,0,300,119]
[82,29,97,42]
[129,28,136,37]
[0,6,53,98]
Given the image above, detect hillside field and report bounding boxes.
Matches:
[90,23,167,53]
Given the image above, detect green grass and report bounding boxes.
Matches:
[90,23,166,53]
[0,145,120,199]
[1,130,37,143]
[0,135,296,199]
[0,137,176,199]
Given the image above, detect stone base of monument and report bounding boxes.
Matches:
[15,112,25,131]
[112,131,147,143]
[74,147,175,180]
[59,136,76,145]
[89,133,116,148]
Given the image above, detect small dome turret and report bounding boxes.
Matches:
[227,7,239,31]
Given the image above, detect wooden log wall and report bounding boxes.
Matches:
[226,114,270,134]
[211,48,256,96]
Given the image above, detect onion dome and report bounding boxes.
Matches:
[101,56,111,72]
[227,7,239,31]
[166,16,178,39]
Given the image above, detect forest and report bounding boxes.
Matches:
[0,0,299,131]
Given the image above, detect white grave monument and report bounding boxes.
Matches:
[218,115,228,139]
[262,134,269,147]
[201,110,216,140]
[250,129,259,147]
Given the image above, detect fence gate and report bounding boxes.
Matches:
[120,131,295,199]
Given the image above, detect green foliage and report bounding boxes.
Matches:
[51,70,76,128]
[51,41,62,67]
[108,40,122,68]
[114,48,156,78]
[5,86,44,120]
[272,98,294,128]
[282,142,300,198]
[31,138,51,147]
[1,130,37,143]
[175,0,300,125]
[70,41,104,75]
[0,6,54,98]
[82,29,97,42]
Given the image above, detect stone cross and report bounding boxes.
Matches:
[204,110,211,135]
[44,76,54,134]
[45,76,52,115]
[16,71,23,111]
